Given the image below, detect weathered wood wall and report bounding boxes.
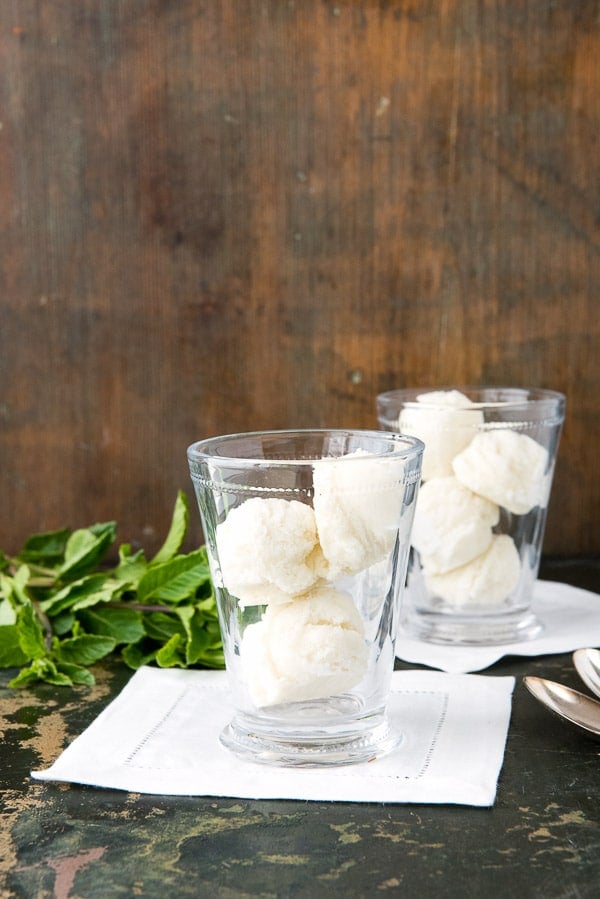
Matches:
[1,0,598,557]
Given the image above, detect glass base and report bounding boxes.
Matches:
[403,608,544,646]
[220,709,402,768]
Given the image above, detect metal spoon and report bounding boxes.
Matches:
[573,648,600,700]
[523,676,600,739]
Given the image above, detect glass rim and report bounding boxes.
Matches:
[187,428,425,467]
[376,385,566,412]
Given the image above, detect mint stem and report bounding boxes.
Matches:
[32,599,54,651]
[111,601,174,613]
[7,557,58,579]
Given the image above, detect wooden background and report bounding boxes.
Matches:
[1,0,598,559]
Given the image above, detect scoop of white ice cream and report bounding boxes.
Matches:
[423,534,521,606]
[412,477,499,574]
[417,390,475,406]
[312,450,406,578]
[452,429,549,514]
[216,497,326,606]
[398,390,483,480]
[240,586,368,707]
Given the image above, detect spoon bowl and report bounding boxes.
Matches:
[573,648,600,700]
[523,676,600,740]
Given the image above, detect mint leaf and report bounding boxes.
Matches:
[70,578,127,611]
[10,657,73,687]
[184,612,222,666]
[9,663,44,687]
[55,634,116,665]
[19,528,71,565]
[77,606,145,644]
[57,522,116,580]
[17,603,47,660]
[51,612,76,636]
[151,491,190,564]
[155,633,185,668]
[114,545,148,585]
[1,566,32,608]
[40,574,125,616]
[143,612,185,643]
[0,598,17,625]
[55,661,95,686]
[121,641,158,670]
[137,550,211,605]
[0,626,30,667]
[172,603,221,667]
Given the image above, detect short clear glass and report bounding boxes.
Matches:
[187,429,423,767]
[377,387,566,645]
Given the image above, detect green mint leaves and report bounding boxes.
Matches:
[0,491,224,687]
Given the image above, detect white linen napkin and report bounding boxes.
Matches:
[397,579,600,674]
[32,667,514,807]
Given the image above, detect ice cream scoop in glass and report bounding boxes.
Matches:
[187,429,423,767]
[377,387,565,645]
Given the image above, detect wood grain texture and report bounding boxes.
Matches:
[0,0,598,556]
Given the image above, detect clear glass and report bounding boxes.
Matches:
[187,429,423,767]
[377,387,566,645]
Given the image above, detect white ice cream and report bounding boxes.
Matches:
[215,497,327,606]
[452,429,549,514]
[312,450,405,578]
[398,390,483,480]
[423,534,521,606]
[411,476,500,574]
[240,585,368,707]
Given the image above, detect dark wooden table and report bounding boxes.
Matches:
[2,559,600,899]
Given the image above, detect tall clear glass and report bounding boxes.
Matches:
[188,429,423,767]
[377,387,565,645]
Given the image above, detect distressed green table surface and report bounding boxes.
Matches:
[2,560,600,899]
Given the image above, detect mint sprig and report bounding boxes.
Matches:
[0,491,224,687]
